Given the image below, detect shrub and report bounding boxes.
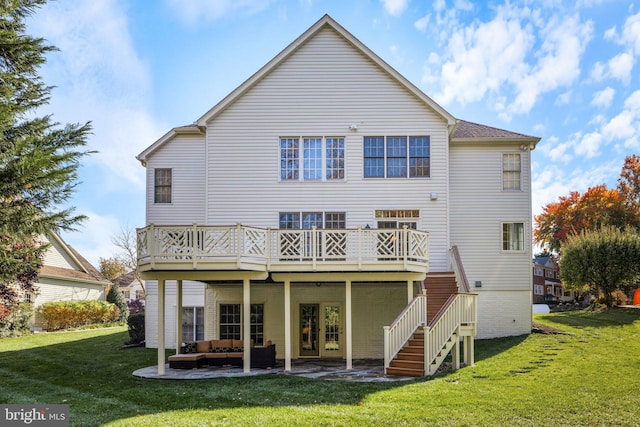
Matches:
[127,312,145,344]
[107,283,129,322]
[38,300,120,331]
[0,303,34,338]
[127,299,145,315]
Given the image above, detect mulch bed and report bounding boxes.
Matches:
[531,322,571,335]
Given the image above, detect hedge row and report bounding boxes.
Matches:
[38,300,120,331]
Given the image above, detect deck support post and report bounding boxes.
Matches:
[463,336,475,367]
[176,280,183,354]
[284,279,292,371]
[407,280,413,304]
[157,279,165,375]
[243,278,251,373]
[451,331,460,371]
[345,279,352,370]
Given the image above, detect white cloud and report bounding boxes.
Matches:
[414,14,430,32]
[624,90,640,110]
[608,52,634,83]
[602,110,636,141]
[454,0,473,11]
[555,91,572,105]
[165,0,273,25]
[590,61,606,81]
[28,0,164,190]
[435,6,534,106]
[509,15,593,115]
[61,212,123,267]
[381,0,409,16]
[575,132,602,157]
[539,136,572,163]
[621,12,640,54]
[591,86,615,108]
[430,4,593,119]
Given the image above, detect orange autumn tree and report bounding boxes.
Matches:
[534,184,640,252]
[617,154,640,207]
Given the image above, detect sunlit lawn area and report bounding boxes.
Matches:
[1,308,639,426]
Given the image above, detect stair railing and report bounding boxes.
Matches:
[424,293,477,374]
[383,291,426,370]
[449,245,471,293]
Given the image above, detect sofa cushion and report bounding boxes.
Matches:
[184,342,197,354]
[211,339,233,349]
[210,346,228,353]
[195,340,211,353]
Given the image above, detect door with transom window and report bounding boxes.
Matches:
[299,303,343,358]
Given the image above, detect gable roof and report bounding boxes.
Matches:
[137,124,204,166]
[195,14,456,128]
[452,120,540,146]
[39,233,111,287]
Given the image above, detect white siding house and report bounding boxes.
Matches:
[32,233,111,330]
[136,15,539,376]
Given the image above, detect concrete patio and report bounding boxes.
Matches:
[133,359,417,382]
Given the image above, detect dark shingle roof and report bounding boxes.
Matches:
[453,120,538,140]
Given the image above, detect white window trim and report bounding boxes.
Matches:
[279,136,346,182]
[502,152,522,191]
[501,221,526,252]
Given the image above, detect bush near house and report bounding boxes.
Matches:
[127,312,145,344]
[0,303,34,337]
[38,300,120,331]
[107,283,130,322]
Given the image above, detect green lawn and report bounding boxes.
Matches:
[1,308,639,426]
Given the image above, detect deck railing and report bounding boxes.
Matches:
[137,224,429,272]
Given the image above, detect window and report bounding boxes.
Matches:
[503,153,521,190]
[182,307,204,343]
[534,285,544,295]
[280,137,345,181]
[279,212,346,229]
[502,222,525,251]
[364,136,430,178]
[534,267,543,276]
[219,303,264,345]
[154,168,172,203]
[135,290,145,300]
[375,209,419,229]
[546,269,555,278]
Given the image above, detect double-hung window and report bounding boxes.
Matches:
[502,222,525,251]
[503,153,521,190]
[280,137,345,181]
[154,168,172,203]
[364,136,430,178]
[219,303,264,345]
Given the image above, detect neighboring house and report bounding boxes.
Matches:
[136,15,539,376]
[532,256,575,303]
[115,272,146,305]
[32,233,111,330]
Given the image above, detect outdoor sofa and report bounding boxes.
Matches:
[168,339,276,369]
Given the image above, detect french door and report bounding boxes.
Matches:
[299,303,342,358]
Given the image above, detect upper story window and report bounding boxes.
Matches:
[503,153,521,190]
[279,212,346,229]
[154,168,172,203]
[280,137,345,181]
[364,136,430,178]
[502,222,524,251]
[534,267,543,276]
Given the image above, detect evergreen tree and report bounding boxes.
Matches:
[106,283,129,322]
[1,0,91,307]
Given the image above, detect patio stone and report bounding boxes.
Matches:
[133,359,416,382]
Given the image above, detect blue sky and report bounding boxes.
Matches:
[27,0,639,266]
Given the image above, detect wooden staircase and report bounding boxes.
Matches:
[424,272,458,325]
[386,272,458,377]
